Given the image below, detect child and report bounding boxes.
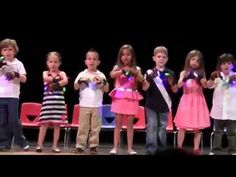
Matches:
[36,51,68,153]
[0,38,29,151]
[208,53,236,155]
[74,49,109,154]
[109,44,143,155]
[174,49,210,154]
[142,46,178,155]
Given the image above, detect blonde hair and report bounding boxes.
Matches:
[0,38,19,55]
[153,46,168,56]
[46,51,62,63]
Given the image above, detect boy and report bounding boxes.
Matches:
[74,49,109,154]
[142,46,178,154]
[0,38,29,151]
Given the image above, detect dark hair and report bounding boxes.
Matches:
[116,44,137,68]
[216,53,236,70]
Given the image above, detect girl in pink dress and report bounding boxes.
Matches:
[174,50,210,154]
[109,44,144,155]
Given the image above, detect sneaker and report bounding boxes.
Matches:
[74,148,84,154]
[22,145,30,151]
[89,147,98,155]
[208,152,215,155]
[127,149,137,155]
[36,146,43,153]
[109,148,118,155]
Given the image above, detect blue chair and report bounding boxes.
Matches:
[101,104,115,130]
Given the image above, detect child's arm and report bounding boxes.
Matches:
[43,71,53,83]
[142,79,150,91]
[177,71,186,88]
[58,71,68,87]
[207,71,220,89]
[110,65,123,79]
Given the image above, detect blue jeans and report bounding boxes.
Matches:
[146,108,169,154]
[0,98,28,148]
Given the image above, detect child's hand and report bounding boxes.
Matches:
[93,76,103,84]
[229,74,236,84]
[210,71,221,81]
[5,71,20,80]
[78,77,89,85]
[0,60,7,69]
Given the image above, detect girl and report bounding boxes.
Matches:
[174,49,210,154]
[109,44,143,155]
[36,51,68,153]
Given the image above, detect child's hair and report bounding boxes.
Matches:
[216,53,236,70]
[0,38,19,55]
[116,44,137,67]
[153,46,168,56]
[184,49,205,73]
[46,51,62,63]
[86,48,100,60]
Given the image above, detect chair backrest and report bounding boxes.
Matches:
[166,112,174,131]
[122,106,146,130]
[101,104,115,129]
[71,104,80,127]
[20,102,42,126]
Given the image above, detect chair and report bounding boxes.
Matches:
[20,102,42,128]
[166,112,177,147]
[66,104,80,147]
[11,102,42,147]
[101,104,115,130]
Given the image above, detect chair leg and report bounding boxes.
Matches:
[11,136,15,148]
[63,128,68,149]
[200,132,203,151]
[173,131,177,148]
[210,132,214,151]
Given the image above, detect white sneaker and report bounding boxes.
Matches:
[208,152,215,155]
[128,150,137,155]
[22,145,30,151]
[109,148,117,155]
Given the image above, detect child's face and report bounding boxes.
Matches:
[121,49,132,66]
[46,54,61,71]
[153,52,168,68]
[189,56,200,69]
[1,45,15,61]
[220,62,233,75]
[85,52,100,71]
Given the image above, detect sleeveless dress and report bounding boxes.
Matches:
[39,72,68,125]
[174,79,210,129]
[109,70,143,116]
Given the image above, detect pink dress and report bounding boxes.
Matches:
[174,79,210,129]
[109,74,143,115]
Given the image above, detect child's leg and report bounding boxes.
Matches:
[156,112,169,151]
[177,129,186,148]
[193,130,201,150]
[7,99,29,148]
[52,125,60,150]
[226,120,236,153]
[127,115,134,152]
[75,107,90,150]
[112,114,123,151]
[37,124,49,147]
[213,119,224,150]
[89,107,101,149]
